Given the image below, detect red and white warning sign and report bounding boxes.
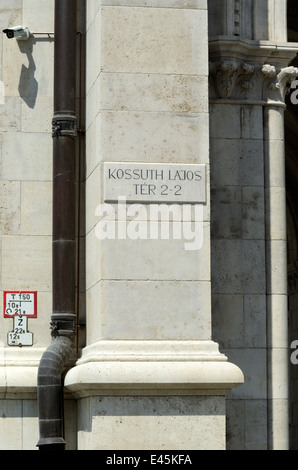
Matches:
[4,291,37,347]
[4,291,37,318]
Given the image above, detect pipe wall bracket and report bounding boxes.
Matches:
[52,113,77,138]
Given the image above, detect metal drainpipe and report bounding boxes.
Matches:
[37,0,78,451]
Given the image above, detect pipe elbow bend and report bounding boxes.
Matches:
[37,336,74,450]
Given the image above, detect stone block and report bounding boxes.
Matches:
[211,239,266,294]
[78,395,225,450]
[98,73,208,114]
[2,34,25,98]
[101,7,208,75]
[18,39,54,100]
[0,181,20,235]
[0,400,22,450]
[2,235,51,291]
[21,96,53,132]
[226,399,245,450]
[21,181,52,235]
[210,138,264,187]
[0,97,21,132]
[225,348,267,399]
[245,400,268,450]
[2,132,52,181]
[23,0,54,32]
[0,0,22,7]
[22,400,38,450]
[99,110,209,163]
[243,294,266,348]
[242,186,265,240]
[240,105,263,140]
[212,294,244,348]
[210,104,241,139]
[211,186,242,239]
[97,223,209,281]
[93,280,211,341]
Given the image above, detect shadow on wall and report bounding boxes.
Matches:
[17,37,38,108]
[17,36,53,109]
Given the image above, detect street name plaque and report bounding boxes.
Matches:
[104,162,206,204]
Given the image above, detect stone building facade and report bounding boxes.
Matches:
[0,0,297,451]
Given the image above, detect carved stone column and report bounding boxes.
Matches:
[209,38,298,449]
[263,65,298,450]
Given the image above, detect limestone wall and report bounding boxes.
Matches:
[2,0,294,451]
[66,0,243,451]
[0,0,54,450]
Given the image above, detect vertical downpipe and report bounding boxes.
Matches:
[37,0,78,450]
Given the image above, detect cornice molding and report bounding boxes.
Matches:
[209,37,298,65]
[209,38,298,103]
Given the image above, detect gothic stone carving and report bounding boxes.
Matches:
[210,61,298,104]
[209,61,255,99]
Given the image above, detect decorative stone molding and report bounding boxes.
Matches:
[262,65,298,102]
[209,60,255,99]
[277,66,298,100]
[261,63,277,79]
[261,64,279,102]
[241,79,253,99]
[209,37,298,103]
[210,60,298,104]
[65,359,244,398]
[0,348,57,398]
[233,0,240,36]
[65,340,244,397]
[74,340,227,363]
[0,366,38,399]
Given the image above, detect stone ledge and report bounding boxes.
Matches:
[0,366,38,399]
[209,37,298,66]
[100,0,207,9]
[64,359,244,398]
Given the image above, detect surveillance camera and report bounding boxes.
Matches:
[3,26,30,40]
